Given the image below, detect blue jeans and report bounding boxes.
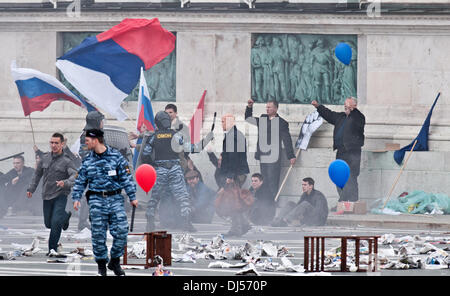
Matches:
[43,194,69,252]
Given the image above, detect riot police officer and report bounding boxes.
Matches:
[77,110,105,231]
[140,111,213,233]
[72,129,138,276]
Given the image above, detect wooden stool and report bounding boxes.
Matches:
[304,235,379,272]
[122,231,172,269]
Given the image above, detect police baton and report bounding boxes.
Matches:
[0,152,24,162]
[130,205,136,232]
[211,112,217,131]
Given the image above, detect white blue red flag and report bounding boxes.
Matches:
[56,18,175,121]
[133,67,155,167]
[10,61,96,116]
[136,67,155,132]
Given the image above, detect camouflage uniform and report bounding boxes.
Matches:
[77,111,105,231]
[140,111,213,232]
[72,145,136,261]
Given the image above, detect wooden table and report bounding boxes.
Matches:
[304,235,380,272]
[122,231,172,269]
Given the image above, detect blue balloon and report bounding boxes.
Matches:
[328,159,350,189]
[335,42,352,65]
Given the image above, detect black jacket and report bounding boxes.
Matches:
[245,106,295,162]
[207,152,227,189]
[297,189,329,226]
[220,126,250,179]
[250,182,274,205]
[317,105,365,151]
[1,166,35,197]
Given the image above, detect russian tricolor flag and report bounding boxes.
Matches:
[133,67,155,168]
[56,18,175,121]
[136,67,155,132]
[10,61,96,116]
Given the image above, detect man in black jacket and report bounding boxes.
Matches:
[248,173,276,225]
[312,97,365,202]
[272,177,328,226]
[0,155,36,217]
[245,99,296,201]
[221,114,250,185]
[219,114,251,236]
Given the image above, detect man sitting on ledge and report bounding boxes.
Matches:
[272,177,328,227]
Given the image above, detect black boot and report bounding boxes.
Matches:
[107,257,125,276]
[96,259,107,276]
[226,216,241,237]
[181,215,197,233]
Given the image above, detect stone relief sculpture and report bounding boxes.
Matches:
[60,32,176,102]
[251,34,357,105]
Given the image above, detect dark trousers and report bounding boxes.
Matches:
[43,194,69,252]
[336,148,361,202]
[260,158,281,200]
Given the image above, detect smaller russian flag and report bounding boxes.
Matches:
[133,67,155,168]
[10,61,96,116]
[136,67,155,133]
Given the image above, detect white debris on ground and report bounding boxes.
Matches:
[46,246,95,263]
[125,232,450,274]
[0,237,44,260]
[320,233,450,271]
[126,233,305,275]
[378,233,450,270]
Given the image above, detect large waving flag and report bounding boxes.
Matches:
[189,90,207,144]
[10,61,96,116]
[56,18,175,121]
[393,92,441,165]
[133,67,155,168]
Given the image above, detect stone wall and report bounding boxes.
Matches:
[1,10,450,207]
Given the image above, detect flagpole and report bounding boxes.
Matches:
[382,139,418,209]
[274,148,301,202]
[28,115,36,146]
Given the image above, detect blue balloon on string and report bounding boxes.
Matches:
[328,159,350,189]
[335,42,352,65]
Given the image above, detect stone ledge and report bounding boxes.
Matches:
[327,213,450,230]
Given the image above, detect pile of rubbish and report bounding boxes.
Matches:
[0,236,94,263]
[173,233,291,261]
[371,191,450,215]
[46,247,94,263]
[127,233,307,275]
[319,233,450,271]
[126,232,450,274]
[378,233,450,270]
[172,234,305,274]
[0,238,43,260]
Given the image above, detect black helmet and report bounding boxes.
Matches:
[84,111,104,130]
[154,111,171,130]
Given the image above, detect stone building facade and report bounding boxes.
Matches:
[1,0,450,207]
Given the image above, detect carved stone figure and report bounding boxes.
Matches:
[251,33,357,105]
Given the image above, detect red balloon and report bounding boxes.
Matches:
[135,164,157,193]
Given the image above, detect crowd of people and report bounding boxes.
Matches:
[0,96,365,276]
